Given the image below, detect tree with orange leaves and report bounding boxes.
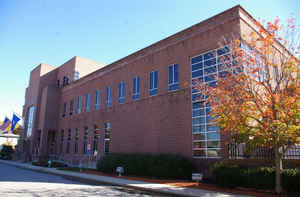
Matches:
[195,17,300,194]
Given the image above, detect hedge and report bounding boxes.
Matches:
[212,161,300,193]
[97,153,194,179]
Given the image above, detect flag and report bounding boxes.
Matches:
[11,113,21,132]
[0,117,11,131]
[0,117,7,128]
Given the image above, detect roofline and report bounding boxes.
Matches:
[62,5,243,90]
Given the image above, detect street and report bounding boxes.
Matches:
[0,163,170,197]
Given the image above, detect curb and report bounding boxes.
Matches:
[0,160,250,197]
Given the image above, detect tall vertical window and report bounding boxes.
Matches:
[190,46,231,158]
[168,64,179,91]
[118,82,126,104]
[85,93,90,112]
[104,122,111,154]
[74,128,79,154]
[83,127,88,154]
[26,106,35,137]
[149,70,158,96]
[77,96,82,114]
[132,76,140,100]
[106,86,112,107]
[62,102,66,117]
[95,90,101,110]
[69,100,74,115]
[62,76,69,87]
[93,125,99,154]
[60,130,64,154]
[66,129,71,154]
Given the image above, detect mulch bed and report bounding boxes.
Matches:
[74,169,278,197]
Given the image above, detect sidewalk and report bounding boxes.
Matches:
[0,159,251,197]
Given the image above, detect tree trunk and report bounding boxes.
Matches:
[275,147,283,194]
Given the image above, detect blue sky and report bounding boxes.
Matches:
[0,0,299,122]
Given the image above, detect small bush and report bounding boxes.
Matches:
[212,161,300,194]
[51,161,68,168]
[240,167,275,189]
[97,153,194,179]
[211,162,241,188]
[282,168,300,193]
[0,145,14,160]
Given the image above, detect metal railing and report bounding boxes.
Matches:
[228,143,300,160]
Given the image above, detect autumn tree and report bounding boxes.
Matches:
[195,17,300,193]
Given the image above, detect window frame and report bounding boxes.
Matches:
[132,76,140,100]
[95,90,101,110]
[168,64,179,91]
[118,81,126,104]
[106,86,112,107]
[149,70,158,96]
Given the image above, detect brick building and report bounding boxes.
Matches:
[20,5,263,167]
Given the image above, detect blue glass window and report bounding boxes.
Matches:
[168,64,179,91]
[95,90,101,110]
[106,86,112,107]
[217,46,230,56]
[85,93,90,112]
[149,70,158,96]
[132,76,140,100]
[77,96,82,114]
[118,82,126,104]
[204,66,217,75]
[191,55,202,64]
[192,70,203,78]
[204,58,217,68]
[192,62,203,71]
[203,51,216,60]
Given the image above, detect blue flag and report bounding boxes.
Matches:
[11,113,21,132]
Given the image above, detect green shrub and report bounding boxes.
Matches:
[240,167,275,189]
[97,153,194,179]
[211,162,241,188]
[212,161,300,194]
[282,168,300,193]
[0,145,14,160]
[51,161,68,168]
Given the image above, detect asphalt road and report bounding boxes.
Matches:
[0,163,170,197]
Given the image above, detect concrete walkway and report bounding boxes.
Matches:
[0,160,251,197]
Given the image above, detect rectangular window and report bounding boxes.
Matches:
[93,125,99,154]
[69,99,74,115]
[60,130,64,154]
[95,90,101,110]
[190,47,228,159]
[149,70,158,96]
[66,129,71,154]
[62,76,69,87]
[77,96,82,114]
[168,64,179,91]
[83,127,88,154]
[26,106,35,137]
[132,76,140,100]
[118,82,126,104]
[106,86,112,107]
[85,93,90,112]
[74,128,79,154]
[104,122,111,154]
[62,102,66,118]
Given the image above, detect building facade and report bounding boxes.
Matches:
[20,6,262,167]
